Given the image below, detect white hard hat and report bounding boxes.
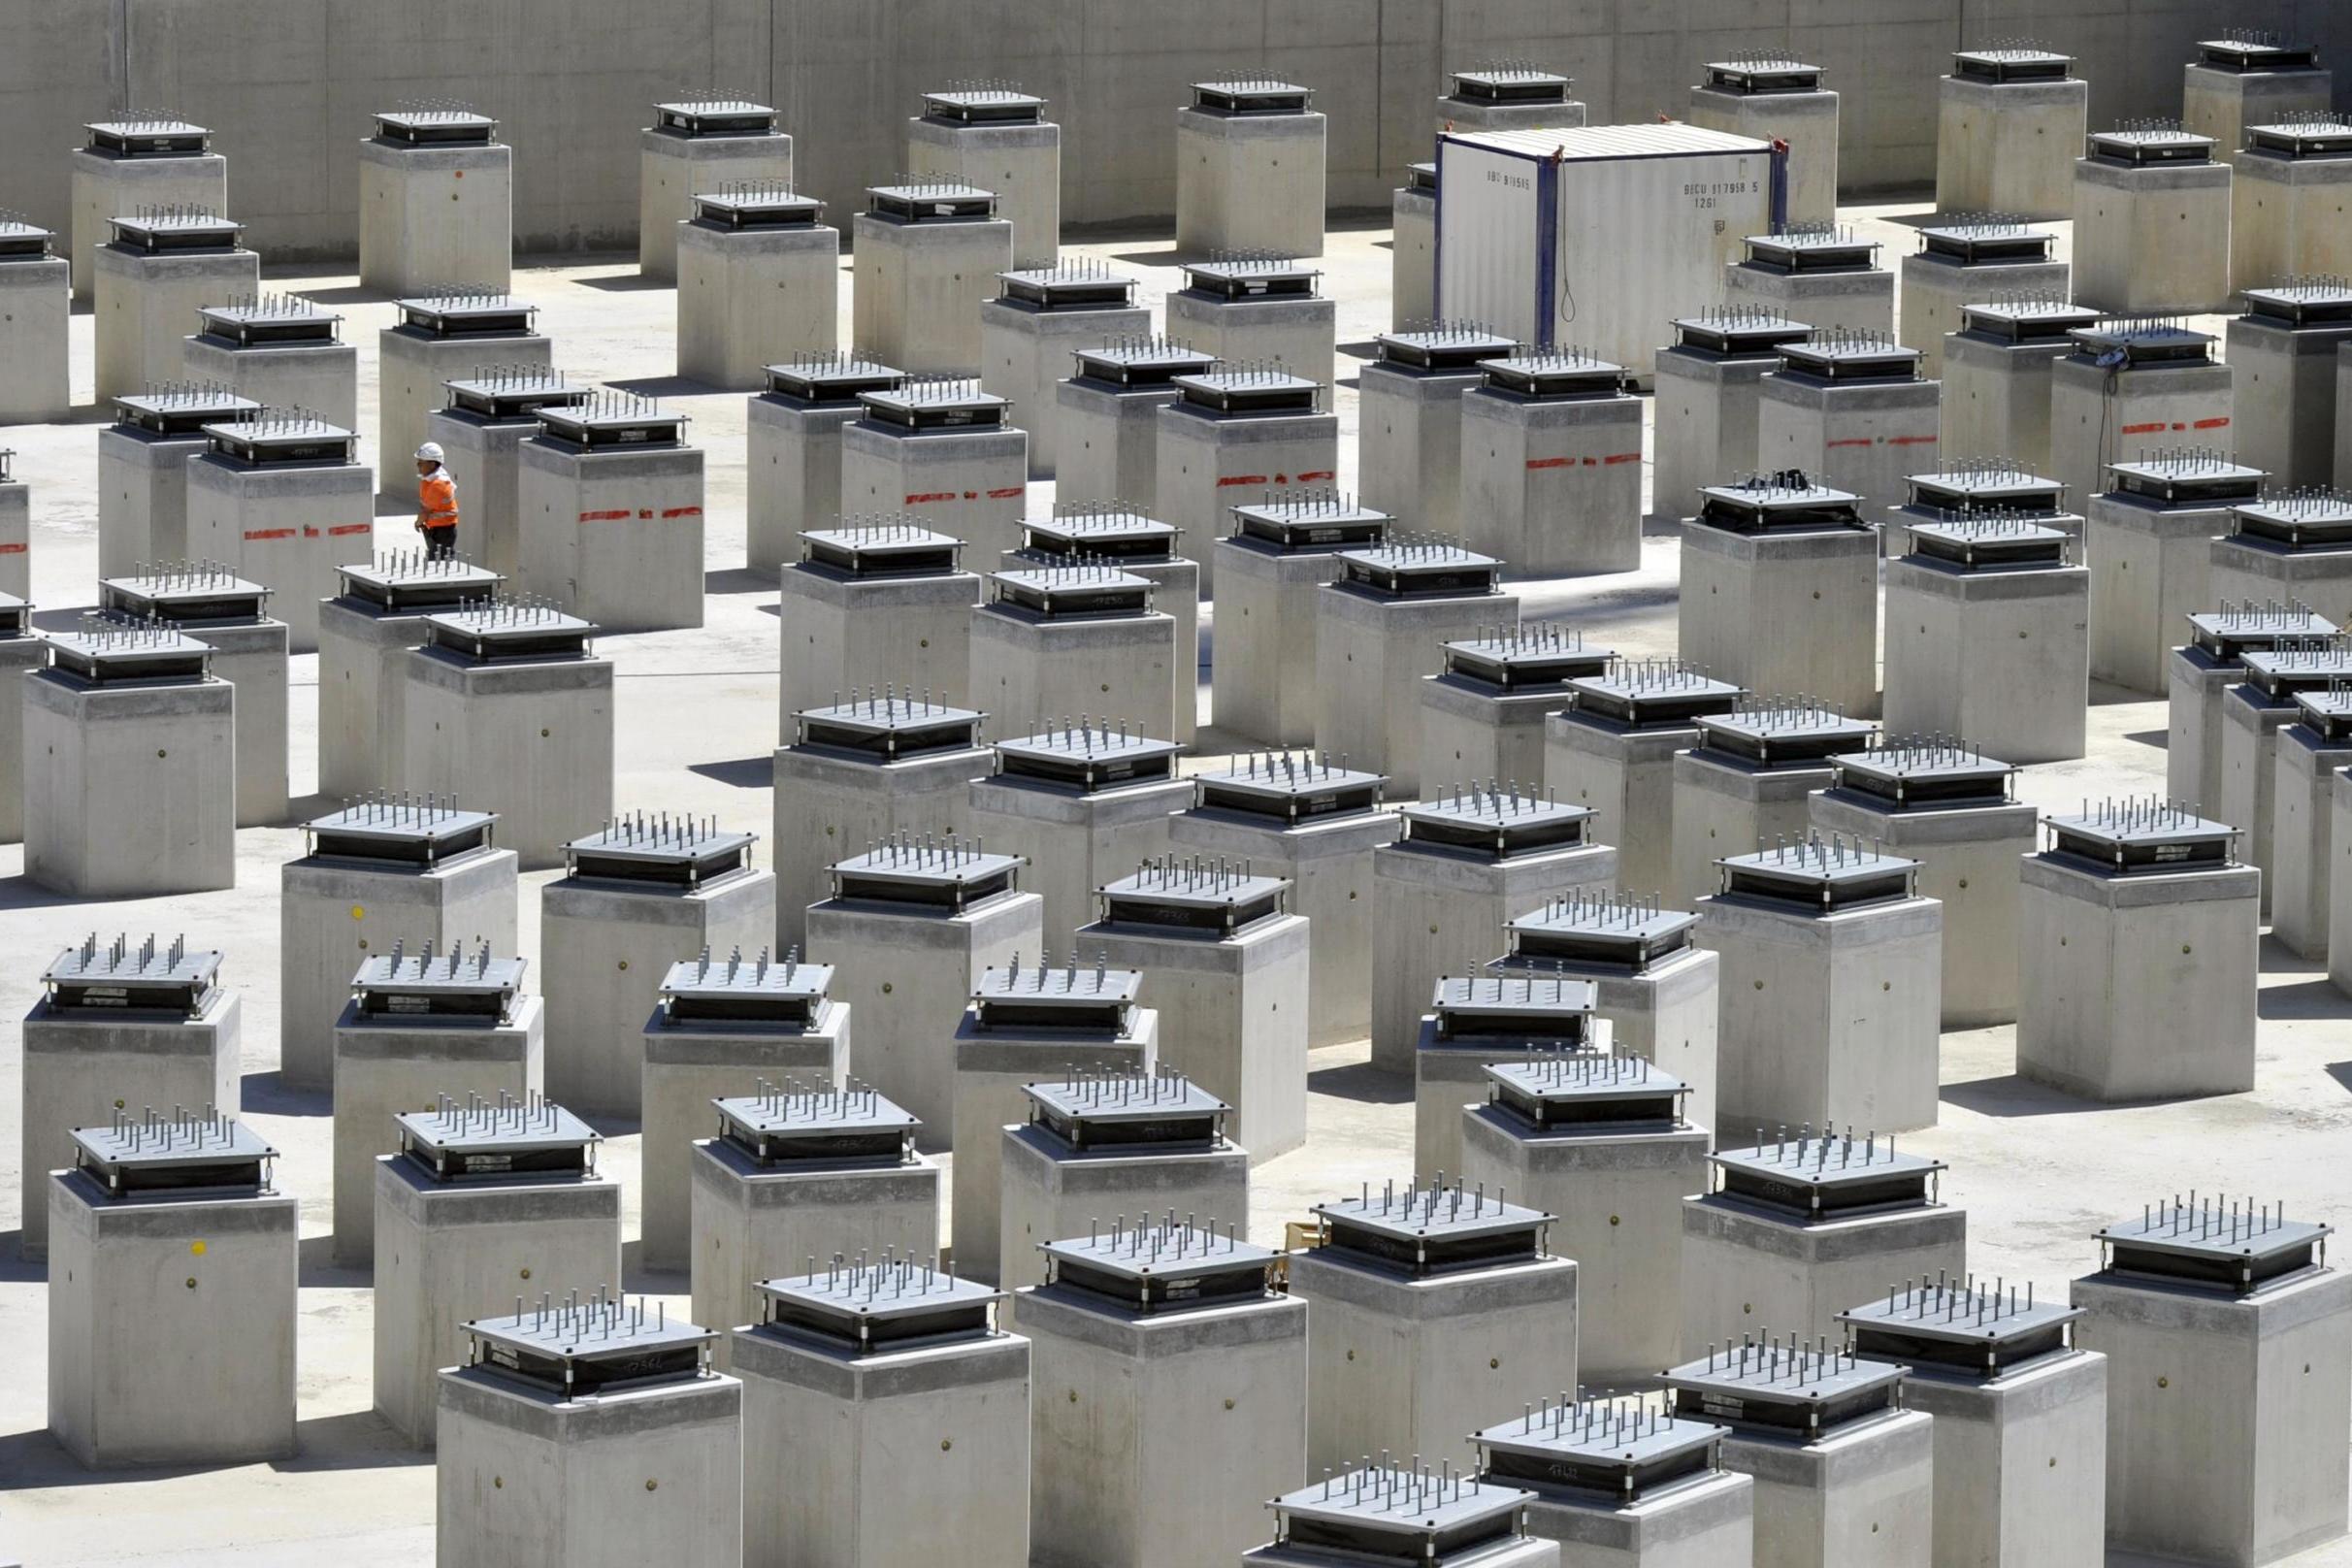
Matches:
[414,441,444,462]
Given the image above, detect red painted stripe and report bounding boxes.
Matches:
[1886,435,1939,446]
[1601,451,1643,464]
[244,527,296,540]
[1824,438,1875,448]
[2120,421,2166,435]
[1525,456,1574,470]
[660,506,703,518]
[327,523,372,536]
[1215,474,1269,487]
[0,543,26,555]
[904,491,955,504]
[984,486,1025,499]
[1296,471,1336,482]
[2192,416,2231,430]
[578,508,632,521]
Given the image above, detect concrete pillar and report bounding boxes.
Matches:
[1078,867,1311,1162]
[1175,83,1325,258]
[1358,329,1516,540]
[1371,797,1618,1075]
[908,90,1060,269]
[184,417,374,654]
[2183,48,2333,165]
[1722,233,1893,340]
[2227,301,2352,490]
[2329,768,2352,998]
[0,606,43,844]
[838,389,1028,561]
[2232,133,2352,289]
[1005,510,1199,744]
[805,848,1044,1139]
[1935,59,2088,220]
[1421,631,1611,809]
[402,607,615,871]
[969,568,1177,741]
[379,293,551,501]
[850,182,1012,376]
[2219,676,2303,917]
[2210,503,2352,638]
[2016,809,2259,1100]
[2072,140,2234,315]
[1459,355,1644,574]
[19,943,238,1261]
[357,112,511,296]
[2168,609,2339,818]
[372,1104,619,1448]
[515,406,704,633]
[2048,331,2234,511]
[1314,546,1519,794]
[1164,258,1335,379]
[1391,166,1435,331]
[97,389,258,577]
[2272,708,2352,960]
[980,269,1147,476]
[2085,458,2260,696]
[779,526,976,725]
[1809,754,2039,1030]
[1687,61,1838,227]
[23,635,235,898]
[1498,1433,1753,1568]
[1938,300,2101,480]
[1251,1472,1566,1567]
[1054,341,1216,514]
[1412,974,1598,1185]
[1695,848,1944,1134]
[1169,761,1395,1050]
[638,955,847,1274]
[948,970,1160,1284]
[966,728,1189,943]
[744,357,903,573]
[1882,520,2090,765]
[0,222,69,422]
[48,1126,295,1468]
[1156,373,1339,598]
[1666,706,1876,908]
[278,801,520,1094]
[638,99,793,281]
[1437,69,1585,134]
[1543,669,1748,900]
[68,118,227,304]
[180,301,357,435]
[1650,313,1812,522]
[1755,344,1942,521]
[1209,496,1388,745]
[91,220,259,406]
[1691,1367,1936,1568]
[1676,481,1879,718]
[318,558,506,800]
[674,196,837,390]
[423,373,585,577]
[1897,222,2067,379]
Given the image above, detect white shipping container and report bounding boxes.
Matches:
[1434,123,1781,378]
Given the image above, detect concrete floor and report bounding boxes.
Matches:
[1,206,2348,1565]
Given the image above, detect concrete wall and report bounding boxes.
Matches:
[6,0,2349,259]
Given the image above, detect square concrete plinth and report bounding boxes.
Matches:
[1899,1351,2108,1568]
[2073,1266,2352,1568]
[688,1138,941,1349]
[2086,490,2231,697]
[1938,330,2073,479]
[1461,1107,1711,1384]
[638,125,794,280]
[2169,645,2237,816]
[1372,838,1618,1074]
[770,739,985,949]
[358,139,512,296]
[0,259,69,422]
[981,298,1149,477]
[424,406,541,577]
[18,988,240,1261]
[1899,251,2069,381]
[2016,853,2259,1101]
[371,1156,620,1448]
[1392,182,1434,330]
[541,868,775,1120]
[840,419,1028,561]
[69,145,227,304]
[1288,1245,1578,1473]
[1936,76,2088,219]
[316,595,442,800]
[23,670,236,898]
[747,395,866,573]
[1164,289,1336,380]
[1420,680,1560,818]
[330,998,545,1265]
[806,892,1043,1139]
[1756,373,1942,521]
[996,1124,1249,1295]
[434,1365,740,1568]
[734,1319,1028,1568]
[1689,85,1837,225]
[381,325,552,500]
[950,1012,1161,1286]
[1810,789,2038,1030]
[2329,771,2352,996]
[181,333,359,436]
[777,560,978,726]
[1519,1467,1755,1567]
[638,1000,847,1274]
[1157,408,1339,597]
[185,453,373,653]
[1020,1285,1305,1568]
[1078,914,1310,1162]
[176,617,289,827]
[1682,1195,1968,1353]
[2072,158,2234,315]
[1358,361,1485,539]
[2234,150,2352,289]
[516,438,705,634]
[2220,684,2296,914]
[2228,316,2352,491]
[1652,345,1798,531]
[1492,946,1722,1131]
[1670,754,1841,911]
[97,425,213,576]
[676,222,838,390]
[1208,537,1353,745]
[1170,805,1398,1050]
[909,115,1059,269]
[1882,556,2090,765]
[1460,386,1643,573]
[1544,713,1696,900]
[1056,377,1182,512]
[1175,108,1324,258]
[851,210,1012,376]
[279,845,519,1093]
[1723,264,1893,341]
[2187,62,2334,166]
[0,636,44,842]
[1720,1410,1936,1568]
[1678,521,1878,718]
[92,243,260,407]
[969,603,1177,741]
[1694,892,1944,1134]
[48,1171,296,1468]
[1316,584,1520,796]
[967,774,1190,942]
[404,647,615,871]
[2211,536,2352,635]
[2051,357,2236,519]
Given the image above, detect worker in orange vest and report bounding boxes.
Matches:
[414,441,458,560]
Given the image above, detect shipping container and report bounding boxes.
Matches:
[1434,123,1783,378]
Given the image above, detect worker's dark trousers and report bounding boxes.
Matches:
[423,526,457,561]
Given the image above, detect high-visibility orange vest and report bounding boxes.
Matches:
[419,468,458,528]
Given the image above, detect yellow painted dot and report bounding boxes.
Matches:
[350,905,366,920]
[190,1240,207,1257]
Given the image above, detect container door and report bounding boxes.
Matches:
[1434,139,1545,345]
